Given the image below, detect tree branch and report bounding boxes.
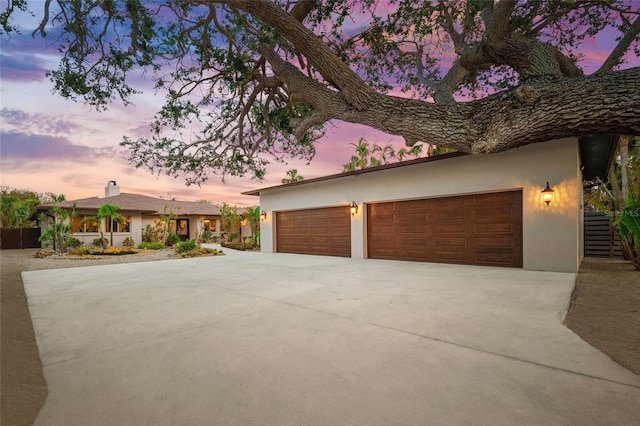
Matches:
[227,0,376,110]
[597,14,640,74]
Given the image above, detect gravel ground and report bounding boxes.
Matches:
[1,249,638,426]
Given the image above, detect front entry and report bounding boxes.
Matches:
[176,219,190,241]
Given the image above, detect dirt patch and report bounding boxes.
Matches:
[564,257,640,375]
[2,251,638,425]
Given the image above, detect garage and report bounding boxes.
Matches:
[367,191,523,267]
[276,206,351,257]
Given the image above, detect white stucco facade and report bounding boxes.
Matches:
[256,138,584,273]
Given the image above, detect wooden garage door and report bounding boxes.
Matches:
[276,206,351,257]
[367,191,522,267]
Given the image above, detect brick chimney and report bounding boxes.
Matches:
[105,180,120,197]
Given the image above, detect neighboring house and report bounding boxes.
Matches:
[35,181,225,247]
[244,136,618,273]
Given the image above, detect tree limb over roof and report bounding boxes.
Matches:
[2,0,639,184]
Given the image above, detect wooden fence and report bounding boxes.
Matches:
[0,228,41,250]
[584,212,622,258]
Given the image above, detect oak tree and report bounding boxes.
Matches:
[3,0,639,184]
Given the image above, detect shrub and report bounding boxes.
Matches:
[142,223,165,243]
[138,242,165,250]
[90,247,137,256]
[68,237,83,249]
[178,247,223,258]
[92,237,109,249]
[221,241,245,251]
[175,239,197,253]
[73,246,91,255]
[122,237,135,248]
[200,230,215,243]
[166,233,180,246]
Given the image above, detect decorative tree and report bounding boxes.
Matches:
[39,195,76,254]
[219,203,241,243]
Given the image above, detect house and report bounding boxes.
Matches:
[244,136,618,273]
[35,181,225,247]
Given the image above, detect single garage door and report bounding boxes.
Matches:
[276,206,351,257]
[367,191,522,267]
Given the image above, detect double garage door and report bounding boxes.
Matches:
[276,191,522,267]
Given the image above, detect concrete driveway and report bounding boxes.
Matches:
[23,248,640,425]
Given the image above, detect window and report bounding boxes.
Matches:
[203,219,216,232]
[71,216,99,233]
[106,216,131,233]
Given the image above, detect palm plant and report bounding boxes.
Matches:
[101,204,124,247]
[243,206,261,247]
[83,204,123,248]
[38,195,75,254]
[282,169,305,184]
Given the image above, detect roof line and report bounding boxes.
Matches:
[242,152,468,196]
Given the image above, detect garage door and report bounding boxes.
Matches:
[367,191,522,267]
[276,206,351,257]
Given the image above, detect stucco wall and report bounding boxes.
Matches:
[257,138,582,273]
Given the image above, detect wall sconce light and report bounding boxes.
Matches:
[260,210,267,221]
[541,182,555,206]
[350,201,358,216]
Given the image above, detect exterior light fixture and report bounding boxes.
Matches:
[260,210,267,221]
[350,201,358,216]
[541,182,555,206]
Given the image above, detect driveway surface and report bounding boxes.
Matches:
[23,248,640,425]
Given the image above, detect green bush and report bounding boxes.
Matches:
[176,239,197,253]
[200,230,216,243]
[138,242,165,250]
[122,237,135,248]
[68,237,83,249]
[92,237,109,248]
[166,233,180,246]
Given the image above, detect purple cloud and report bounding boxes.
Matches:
[0,132,94,160]
[0,131,121,173]
[1,109,84,135]
[0,53,47,82]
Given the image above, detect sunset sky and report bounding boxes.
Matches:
[1,5,638,206]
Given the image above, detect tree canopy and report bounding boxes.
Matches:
[3,0,639,184]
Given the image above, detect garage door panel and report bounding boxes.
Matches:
[368,191,522,268]
[434,237,466,247]
[432,251,467,262]
[475,223,513,234]
[277,207,351,257]
[402,237,428,246]
[476,192,514,203]
[435,210,466,220]
[476,237,514,248]
[399,224,429,234]
[400,212,427,222]
[434,224,467,234]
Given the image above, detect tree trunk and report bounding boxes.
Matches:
[619,135,630,201]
